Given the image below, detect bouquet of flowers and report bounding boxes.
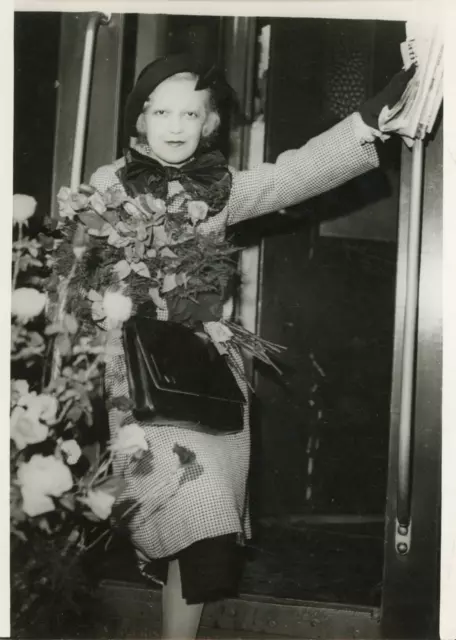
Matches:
[10,194,150,636]
[11,192,207,637]
[54,181,284,372]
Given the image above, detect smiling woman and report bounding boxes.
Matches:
[136,72,220,166]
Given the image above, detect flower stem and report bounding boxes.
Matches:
[89,451,114,486]
[83,352,104,382]
[54,397,76,424]
[12,223,23,289]
[81,527,111,552]
[49,259,78,382]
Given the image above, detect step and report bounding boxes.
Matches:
[97,579,382,639]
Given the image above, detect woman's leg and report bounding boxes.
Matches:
[162,559,204,639]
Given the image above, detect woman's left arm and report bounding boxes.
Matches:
[226,112,380,226]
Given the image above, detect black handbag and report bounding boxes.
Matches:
[122,316,245,434]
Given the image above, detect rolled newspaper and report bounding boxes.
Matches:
[378,21,443,146]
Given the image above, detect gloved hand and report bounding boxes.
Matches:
[359,64,416,129]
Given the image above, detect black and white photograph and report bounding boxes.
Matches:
[5,3,454,639]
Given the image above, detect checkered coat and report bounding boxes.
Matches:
[89,113,379,566]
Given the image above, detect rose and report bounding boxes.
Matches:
[16,391,58,423]
[10,406,49,450]
[56,187,90,217]
[81,490,116,520]
[89,191,107,215]
[24,393,58,424]
[60,439,82,465]
[11,287,47,322]
[13,194,37,225]
[166,291,224,327]
[17,454,73,497]
[103,187,126,208]
[57,186,78,219]
[187,200,209,225]
[32,394,58,423]
[19,455,72,495]
[110,424,148,457]
[21,488,55,517]
[102,291,133,328]
[69,192,89,210]
[133,195,167,221]
[123,202,143,218]
[11,379,29,404]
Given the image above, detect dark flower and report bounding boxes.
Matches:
[165,290,224,328]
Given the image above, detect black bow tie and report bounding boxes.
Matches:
[120,147,232,216]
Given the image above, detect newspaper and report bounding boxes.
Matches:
[378,22,443,146]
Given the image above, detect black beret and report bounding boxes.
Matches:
[124,53,237,141]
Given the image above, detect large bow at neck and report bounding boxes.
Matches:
[120,147,232,216]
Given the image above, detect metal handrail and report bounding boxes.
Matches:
[70,12,111,190]
[50,12,111,384]
[396,139,424,539]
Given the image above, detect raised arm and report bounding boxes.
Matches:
[226,112,380,226]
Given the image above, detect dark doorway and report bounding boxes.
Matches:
[236,17,405,607]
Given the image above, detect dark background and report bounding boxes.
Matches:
[14,12,61,224]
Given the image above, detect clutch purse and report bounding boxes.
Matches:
[122,316,245,434]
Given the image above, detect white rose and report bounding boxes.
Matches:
[110,424,148,457]
[25,393,59,424]
[16,392,36,408]
[11,288,47,322]
[123,202,142,218]
[82,490,116,520]
[21,487,55,517]
[187,200,209,225]
[89,191,107,215]
[60,439,82,465]
[17,454,73,498]
[10,406,49,450]
[13,194,37,224]
[11,379,29,404]
[39,395,58,423]
[102,291,133,328]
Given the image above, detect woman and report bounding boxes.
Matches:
[87,53,413,638]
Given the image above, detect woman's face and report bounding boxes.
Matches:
[142,75,210,166]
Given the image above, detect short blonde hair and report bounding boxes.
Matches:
[134,71,221,148]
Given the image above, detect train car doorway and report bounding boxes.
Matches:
[14,10,442,639]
